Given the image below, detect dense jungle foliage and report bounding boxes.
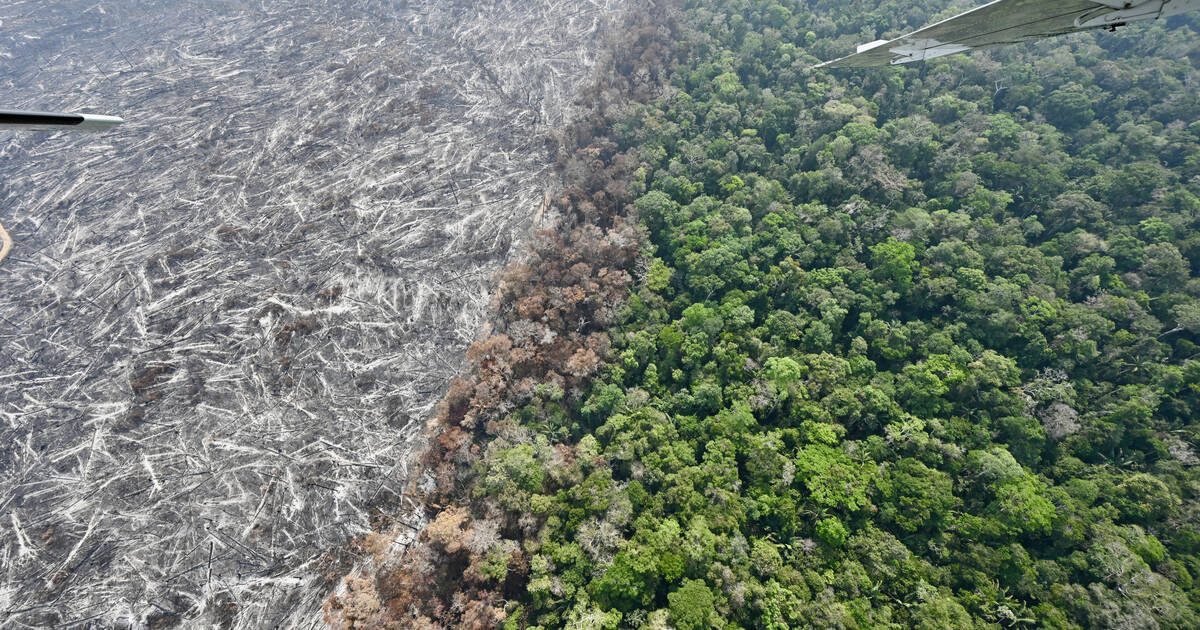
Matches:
[487,1,1200,627]
[350,1,1200,629]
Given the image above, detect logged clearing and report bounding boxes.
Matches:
[0,1,632,627]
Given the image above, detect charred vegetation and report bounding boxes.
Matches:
[322,2,683,628]
[0,0,638,627]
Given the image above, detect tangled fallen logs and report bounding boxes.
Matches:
[0,0,635,628]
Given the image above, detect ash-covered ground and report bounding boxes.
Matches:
[0,1,632,627]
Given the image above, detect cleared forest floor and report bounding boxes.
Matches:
[0,1,632,627]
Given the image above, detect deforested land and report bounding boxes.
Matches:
[0,1,639,627]
[337,2,1200,630]
[5,1,1200,629]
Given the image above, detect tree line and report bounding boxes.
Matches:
[329,1,1200,628]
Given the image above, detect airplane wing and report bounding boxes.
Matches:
[817,0,1200,68]
[1,109,124,131]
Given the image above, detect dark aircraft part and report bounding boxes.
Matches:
[0,109,123,130]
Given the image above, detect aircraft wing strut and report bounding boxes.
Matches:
[1,109,124,131]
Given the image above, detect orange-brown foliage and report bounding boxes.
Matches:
[423,506,470,554]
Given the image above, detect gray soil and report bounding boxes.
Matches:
[0,1,631,627]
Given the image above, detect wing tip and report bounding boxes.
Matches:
[813,45,895,69]
[0,109,124,131]
[79,113,124,130]
[812,56,850,70]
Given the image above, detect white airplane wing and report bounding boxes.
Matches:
[817,0,1200,68]
[1,109,123,131]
